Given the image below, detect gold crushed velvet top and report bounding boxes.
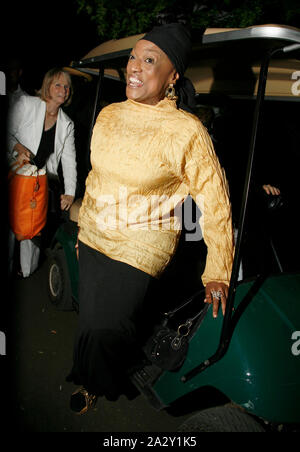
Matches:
[78,98,234,285]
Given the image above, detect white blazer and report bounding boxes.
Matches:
[7,95,77,196]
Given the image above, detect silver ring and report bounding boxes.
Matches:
[211,290,223,299]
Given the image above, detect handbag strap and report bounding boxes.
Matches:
[163,287,204,319]
[161,288,206,339]
[171,303,209,350]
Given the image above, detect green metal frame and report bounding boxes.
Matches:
[153,273,300,423]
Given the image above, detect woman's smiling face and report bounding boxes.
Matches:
[126,40,179,106]
[48,73,70,106]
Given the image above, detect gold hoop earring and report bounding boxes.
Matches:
[165,83,178,101]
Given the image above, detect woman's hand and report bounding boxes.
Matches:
[262,184,281,196]
[14,143,33,166]
[60,194,74,211]
[204,281,229,318]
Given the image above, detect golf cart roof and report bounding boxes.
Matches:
[62,66,93,82]
[71,24,300,100]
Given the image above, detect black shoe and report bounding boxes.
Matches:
[70,387,97,415]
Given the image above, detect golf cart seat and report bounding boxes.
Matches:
[69,198,82,223]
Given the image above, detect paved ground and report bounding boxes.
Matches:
[6,259,192,433]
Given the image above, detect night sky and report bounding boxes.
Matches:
[2,0,99,92]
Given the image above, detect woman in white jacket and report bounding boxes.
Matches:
[7,67,77,277]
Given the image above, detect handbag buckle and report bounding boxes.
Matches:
[177,319,192,337]
[171,319,193,351]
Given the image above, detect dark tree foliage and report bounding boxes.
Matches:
[75,0,300,40]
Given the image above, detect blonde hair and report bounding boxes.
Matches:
[38,67,73,106]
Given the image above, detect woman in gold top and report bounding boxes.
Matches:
[68,23,234,414]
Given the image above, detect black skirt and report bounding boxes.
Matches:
[67,241,158,400]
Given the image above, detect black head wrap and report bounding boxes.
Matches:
[142,23,196,114]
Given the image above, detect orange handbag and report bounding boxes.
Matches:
[8,163,48,241]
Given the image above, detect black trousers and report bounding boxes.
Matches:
[67,241,157,399]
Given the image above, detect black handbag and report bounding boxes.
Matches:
[144,289,205,371]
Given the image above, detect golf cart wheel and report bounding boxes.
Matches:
[178,405,265,433]
[47,248,73,311]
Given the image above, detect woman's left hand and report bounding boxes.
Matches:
[60,194,75,211]
[262,184,281,196]
[204,281,229,318]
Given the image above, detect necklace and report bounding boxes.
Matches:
[46,109,58,117]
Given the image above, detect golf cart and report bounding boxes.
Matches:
[46,24,300,432]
